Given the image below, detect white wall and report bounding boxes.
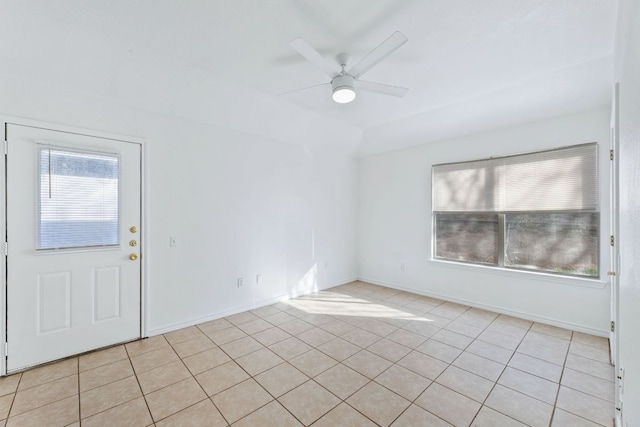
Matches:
[0,57,360,336]
[358,108,611,335]
[143,114,359,333]
[615,0,640,422]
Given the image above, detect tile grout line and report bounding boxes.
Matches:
[160,328,226,423]
[124,342,155,426]
[6,369,79,420]
[75,357,130,395]
[79,341,183,424]
[439,309,502,425]
[361,302,477,424]
[548,335,573,427]
[76,358,81,427]
[4,372,20,424]
[377,305,480,425]
[151,332,222,424]
[467,313,533,426]
[553,332,615,426]
[424,305,510,424]
[272,331,366,422]
[206,327,295,426]
[230,311,330,425]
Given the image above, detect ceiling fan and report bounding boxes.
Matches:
[288,31,409,104]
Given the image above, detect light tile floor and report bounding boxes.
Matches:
[0,281,615,426]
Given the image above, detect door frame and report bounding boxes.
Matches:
[609,83,622,420]
[610,84,619,361]
[0,115,149,376]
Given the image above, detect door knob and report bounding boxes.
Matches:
[130,226,138,233]
[129,253,138,261]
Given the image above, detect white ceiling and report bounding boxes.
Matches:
[2,0,618,155]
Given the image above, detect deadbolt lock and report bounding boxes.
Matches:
[129,240,137,247]
[129,253,138,261]
[130,226,138,233]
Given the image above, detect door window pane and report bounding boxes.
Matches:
[505,213,599,277]
[38,147,119,249]
[435,213,499,265]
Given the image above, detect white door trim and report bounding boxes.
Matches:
[609,83,622,420]
[0,115,148,376]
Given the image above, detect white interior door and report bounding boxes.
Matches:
[6,124,141,372]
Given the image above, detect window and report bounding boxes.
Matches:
[38,146,120,250]
[432,143,599,278]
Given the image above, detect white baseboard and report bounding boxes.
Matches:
[319,276,359,291]
[147,276,358,337]
[147,294,288,336]
[357,277,609,337]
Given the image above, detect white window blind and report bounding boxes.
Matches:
[38,147,120,250]
[432,143,598,212]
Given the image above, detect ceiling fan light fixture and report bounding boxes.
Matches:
[331,74,356,103]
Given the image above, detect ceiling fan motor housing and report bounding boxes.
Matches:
[332,74,356,103]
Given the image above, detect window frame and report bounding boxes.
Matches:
[431,143,600,279]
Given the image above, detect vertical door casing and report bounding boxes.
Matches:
[610,83,622,420]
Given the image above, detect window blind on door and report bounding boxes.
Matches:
[38,147,120,250]
[432,143,598,212]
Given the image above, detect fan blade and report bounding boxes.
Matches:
[277,82,330,96]
[357,80,409,97]
[348,31,407,79]
[289,37,341,77]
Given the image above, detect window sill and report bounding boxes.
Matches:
[429,259,608,289]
